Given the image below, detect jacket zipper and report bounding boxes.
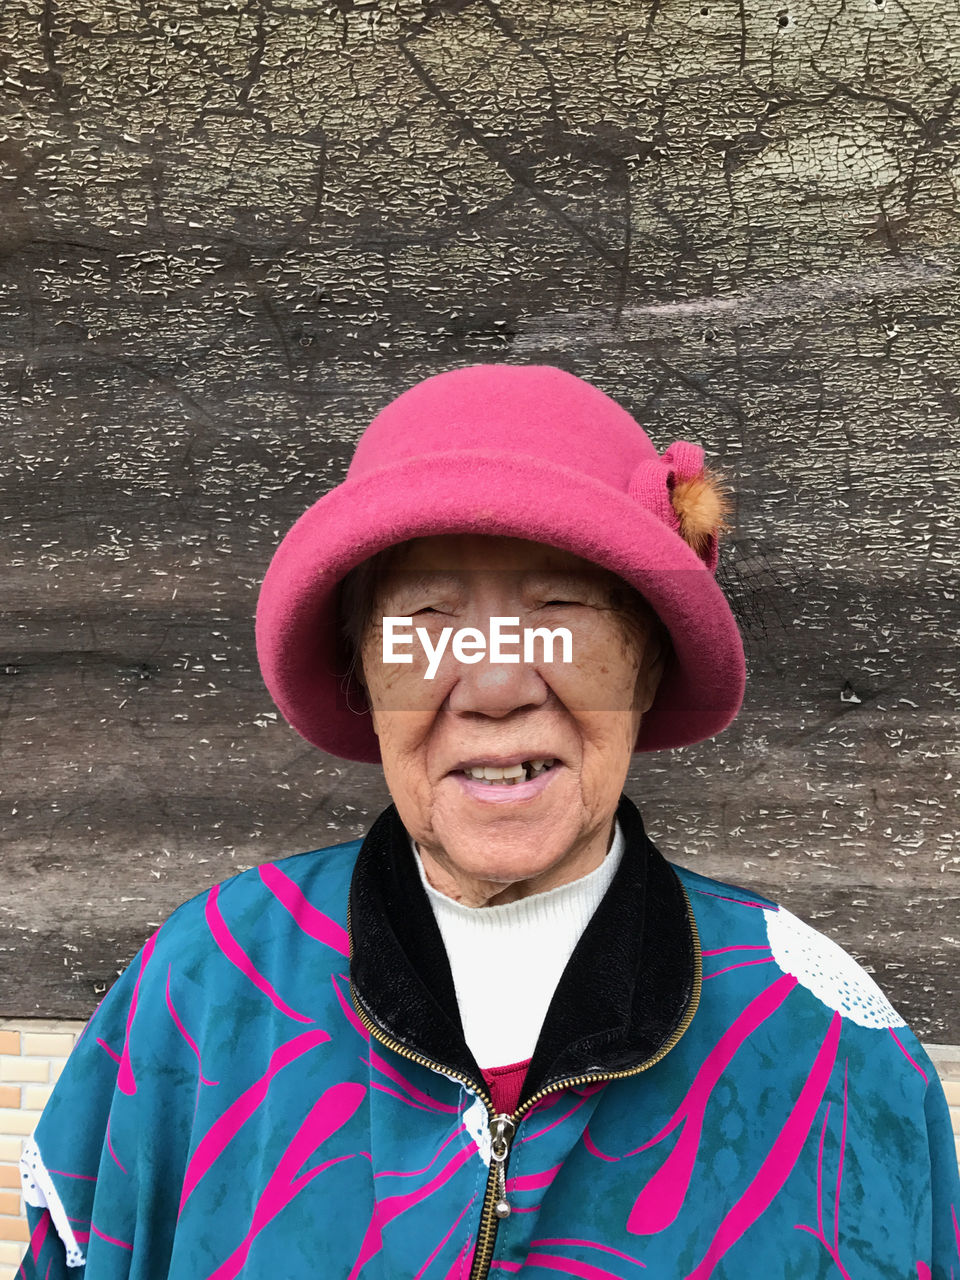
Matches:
[346,884,703,1280]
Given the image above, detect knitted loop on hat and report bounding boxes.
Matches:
[660,440,705,486]
[628,440,720,574]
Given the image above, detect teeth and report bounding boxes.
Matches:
[463,759,556,783]
[465,764,524,780]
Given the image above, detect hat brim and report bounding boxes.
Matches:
[255,450,745,762]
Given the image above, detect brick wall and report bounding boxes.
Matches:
[2,1019,959,1278]
[0,1022,87,1277]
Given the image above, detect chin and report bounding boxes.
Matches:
[453,842,566,886]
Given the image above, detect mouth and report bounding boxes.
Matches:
[448,758,560,787]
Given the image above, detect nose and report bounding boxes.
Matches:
[445,633,551,721]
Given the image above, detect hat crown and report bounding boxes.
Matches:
[348,363,659,492]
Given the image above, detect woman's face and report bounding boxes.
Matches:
[357,535,665,906]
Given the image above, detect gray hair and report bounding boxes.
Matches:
[337,543,412,693]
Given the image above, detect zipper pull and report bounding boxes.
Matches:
[489,1113,516,1219]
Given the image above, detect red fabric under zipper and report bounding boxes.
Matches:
[480,1058,532,1116]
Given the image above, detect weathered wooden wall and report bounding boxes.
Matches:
[1,0,957,1034]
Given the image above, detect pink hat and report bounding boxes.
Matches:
[255,363,745,762]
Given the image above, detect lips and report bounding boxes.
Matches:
[450,760,562,803]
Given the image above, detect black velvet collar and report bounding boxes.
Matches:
[348,793,699,1110]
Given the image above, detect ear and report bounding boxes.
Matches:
[634,643,665,715]
[669,468,733,559]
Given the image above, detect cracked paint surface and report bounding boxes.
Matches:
[0,0,957,1032]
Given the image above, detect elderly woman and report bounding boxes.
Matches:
[19,365,960,1279]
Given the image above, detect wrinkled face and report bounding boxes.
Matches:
[357,535,666,904]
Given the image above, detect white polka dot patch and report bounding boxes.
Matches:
[18,1137,86,1267]
[765,906,906,1029]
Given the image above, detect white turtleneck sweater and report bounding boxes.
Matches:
[409,820,624,1069]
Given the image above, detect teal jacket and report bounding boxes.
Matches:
[18,795,960,1278]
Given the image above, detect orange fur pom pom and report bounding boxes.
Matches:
[669,468,733,559]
